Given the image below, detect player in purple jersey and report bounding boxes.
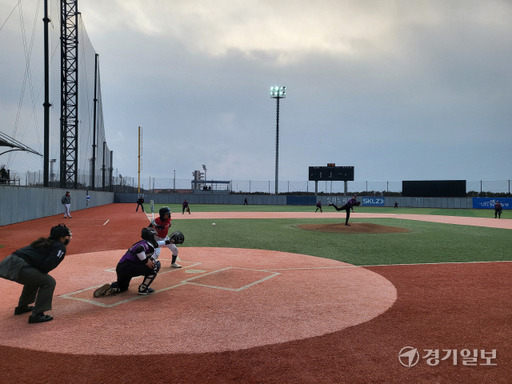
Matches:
[329,195,361,226]
[93,227,171,297]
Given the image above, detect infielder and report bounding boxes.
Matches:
[329,195,361,226]
[150,206,184,268]
[94,227,168,297]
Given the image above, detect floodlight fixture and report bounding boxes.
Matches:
[270,86,286,99]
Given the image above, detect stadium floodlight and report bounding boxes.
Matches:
[270,86,286,195]
[270,86,286,98]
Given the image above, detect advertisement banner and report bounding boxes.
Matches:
[472,197,511,210]
[362,197,385,207]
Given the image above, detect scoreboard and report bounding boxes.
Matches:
[308,165,354,181]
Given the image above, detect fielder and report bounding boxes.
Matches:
[150,206,184,268]
[182,199,191,214]
[61,191,72,218]
[329,195,361,226]
[495,201,503,218]
[94,227,169,297]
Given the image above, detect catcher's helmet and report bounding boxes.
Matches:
[159,206,171,219]
[141,227,158,241]
[50,224,71,240]
[170,231,185,244]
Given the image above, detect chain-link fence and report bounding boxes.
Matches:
[5,170,511,196]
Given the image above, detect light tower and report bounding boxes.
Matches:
[270,86,286,195]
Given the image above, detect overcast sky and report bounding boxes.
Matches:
[2,0,512,186]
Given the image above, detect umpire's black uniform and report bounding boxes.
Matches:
[0,241,66,316]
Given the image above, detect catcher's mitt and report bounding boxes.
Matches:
[170,231,185,244]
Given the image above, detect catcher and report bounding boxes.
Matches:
[150,206,185,268]
[93,227,175,297]
[329,195,361,226]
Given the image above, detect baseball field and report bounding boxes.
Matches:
[0,203,510,383]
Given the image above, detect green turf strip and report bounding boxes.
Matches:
[170,217,512,266]
[152,203,500,218]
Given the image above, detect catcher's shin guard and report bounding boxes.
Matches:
[138,260,161,294]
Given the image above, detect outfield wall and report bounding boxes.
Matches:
[360,196,474,209]
[114,192,288,206]
[0,186,114,226]
[1,187,503,227]
[115,193,476,210]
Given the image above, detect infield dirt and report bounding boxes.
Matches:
[297,222,410,234]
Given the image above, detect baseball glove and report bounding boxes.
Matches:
[170,231,185,244]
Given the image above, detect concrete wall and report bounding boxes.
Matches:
[1,187,490,227]
[115,193,474,209]
[359,196,473,209]
[0,186,114,226]
[389,197,473,209]
[115,192,288,206]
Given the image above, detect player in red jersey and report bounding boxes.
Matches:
[150,206,182,268]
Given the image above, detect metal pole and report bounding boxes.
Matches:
[101,141,106,190]
[43,0,50,186]
[138,126,141,195]
[92,54,99,189]
[109,150,113,191]
[275,96,280,195]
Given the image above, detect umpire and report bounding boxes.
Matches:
[0,224,71,324]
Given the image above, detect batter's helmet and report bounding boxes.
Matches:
[170,231,185,244]
[159,206,171,219]
[141,227,158,242]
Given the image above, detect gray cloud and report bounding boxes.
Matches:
[2,0,511,184]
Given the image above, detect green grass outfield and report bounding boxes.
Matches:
[157,204,498,217]
[150,204,512,266]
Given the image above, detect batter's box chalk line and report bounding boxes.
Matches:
[60,263,280,308]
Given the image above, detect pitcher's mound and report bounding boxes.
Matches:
[298,222,409,234]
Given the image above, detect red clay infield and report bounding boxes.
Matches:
[0,204,510,383]
[0,248,396,355]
